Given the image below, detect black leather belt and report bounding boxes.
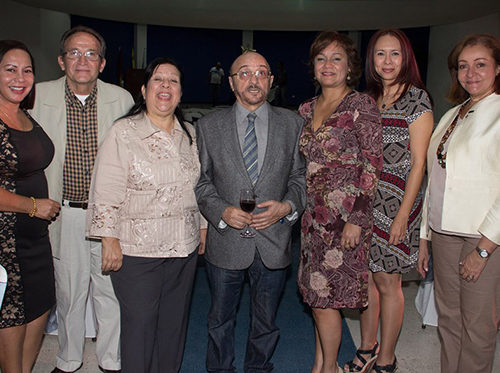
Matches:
[64,201,88,209]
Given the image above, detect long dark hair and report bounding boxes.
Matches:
[0,40,36,109]
[125,57,192,144]
[365,29,430,104]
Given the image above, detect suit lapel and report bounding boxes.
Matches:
[218,107,253,184]
[256,106,281,186]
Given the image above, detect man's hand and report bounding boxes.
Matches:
[222,206,252,229]
[251,201,291,230]
[101,237,123,272]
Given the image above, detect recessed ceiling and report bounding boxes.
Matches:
[14,0,500,31]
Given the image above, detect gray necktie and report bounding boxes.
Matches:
[243,112,258,185]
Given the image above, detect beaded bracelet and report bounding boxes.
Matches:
[28,196,37,218]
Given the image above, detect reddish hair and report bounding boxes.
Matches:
[365,29,428,103]
[447,33,500,104]
[309,31,362,88]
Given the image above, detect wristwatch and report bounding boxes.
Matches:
[476,247,490,259]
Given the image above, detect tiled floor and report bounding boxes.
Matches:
[33,281,500,372]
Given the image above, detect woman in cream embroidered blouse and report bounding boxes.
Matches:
[87,57,207,373]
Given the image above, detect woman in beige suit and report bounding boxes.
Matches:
[417,34,500,373]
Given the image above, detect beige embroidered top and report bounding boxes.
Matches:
[87,112,207,258]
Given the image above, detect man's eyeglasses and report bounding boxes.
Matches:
[63,49,101,61]
[230,69,271,81]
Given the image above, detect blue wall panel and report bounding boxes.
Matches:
[254,30,318,107]
[71,15,135,87]
[147,25,241,104]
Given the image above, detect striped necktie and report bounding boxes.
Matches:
[243,112,258,185]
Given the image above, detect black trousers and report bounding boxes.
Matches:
[111,251,198,373]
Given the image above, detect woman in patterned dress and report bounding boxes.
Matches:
[344,29,433,373]
[0,40,60,373]
[297,31,383,373]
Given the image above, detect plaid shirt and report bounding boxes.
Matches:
[62,82,98,201]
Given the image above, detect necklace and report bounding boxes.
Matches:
[436,101,472,168]
[380,86,403,109]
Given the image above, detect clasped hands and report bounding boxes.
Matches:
[222,200,291,230]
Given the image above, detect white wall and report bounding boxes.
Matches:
[427,13,500,119]
[1,0,69,82]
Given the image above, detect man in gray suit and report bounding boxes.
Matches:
[196,51,306,373]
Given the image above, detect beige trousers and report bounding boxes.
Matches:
[432,231,500,373]
[53,205,121,371]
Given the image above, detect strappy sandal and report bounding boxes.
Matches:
[372,357,397,373]
[343,341,379,373]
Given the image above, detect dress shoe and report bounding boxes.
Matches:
[51,368,79,373]
[99,366,121,373]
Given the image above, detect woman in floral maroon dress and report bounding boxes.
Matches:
[297,31,383,373]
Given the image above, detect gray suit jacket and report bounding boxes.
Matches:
[195,103,306,270]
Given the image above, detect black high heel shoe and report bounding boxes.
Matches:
[372,357,397,373]
[343,341,379,373]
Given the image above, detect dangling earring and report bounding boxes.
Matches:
[346,69,351,82]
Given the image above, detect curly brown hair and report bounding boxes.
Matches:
[309,31,361,88]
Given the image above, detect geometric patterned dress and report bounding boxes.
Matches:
[370,87,432,273]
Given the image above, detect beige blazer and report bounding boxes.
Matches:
[420,93,500,244]
[30,76,134,258]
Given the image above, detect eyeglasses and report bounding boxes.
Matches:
[230,69,271,81]
[63,49,101,61]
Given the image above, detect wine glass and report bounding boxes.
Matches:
[240,189,256,238]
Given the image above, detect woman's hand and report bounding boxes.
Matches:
[459,250,488,283]
[101,237,123,272]
[199,228,207,255]
[34,198,61,220]
[459,236,498,282]
[341,222,361,250]
[389,213,408,245]
[417,239,429,278]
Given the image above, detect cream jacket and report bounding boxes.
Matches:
[30,77,134,258]
[420,93,500,244]
[87,113,207,258]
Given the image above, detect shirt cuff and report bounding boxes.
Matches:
[285,200,297,220]
[218,219,228,229]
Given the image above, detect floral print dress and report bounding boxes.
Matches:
[297,91,383,309]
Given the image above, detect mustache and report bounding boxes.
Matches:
[246,84,262,91]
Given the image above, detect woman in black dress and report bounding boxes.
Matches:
[0,40,60,373]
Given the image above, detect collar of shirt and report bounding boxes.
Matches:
[132,112,184,140]
[235,101,269,128]
[64,80,97,108]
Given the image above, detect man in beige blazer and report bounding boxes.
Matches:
[30,26,133,373]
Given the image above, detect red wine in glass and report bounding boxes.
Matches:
[240,200,256,213]
[240,189,256,238]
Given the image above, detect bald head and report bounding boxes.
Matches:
[229,52,273,112]
[230,51,270,75]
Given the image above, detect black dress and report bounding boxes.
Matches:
[0,115,56,328]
